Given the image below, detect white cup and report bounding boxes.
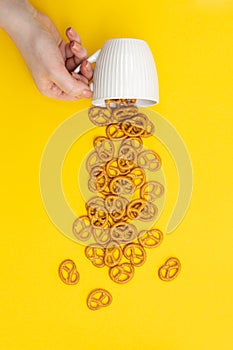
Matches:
[74,38,159,107]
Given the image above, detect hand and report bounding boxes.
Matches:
[0,1,93,101]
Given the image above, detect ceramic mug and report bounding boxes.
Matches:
[74,38,159,107]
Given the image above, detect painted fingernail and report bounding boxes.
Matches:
[82,89,92,98]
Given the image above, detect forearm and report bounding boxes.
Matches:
[0,0,37,38]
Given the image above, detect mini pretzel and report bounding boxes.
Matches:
[105,158,130,178]
[88,106,113,126]
[138,228,163,248]
[88,170,109,193]
[109,176,135,195]
[58,259,80,285]
[104,195,128,222]
[87,205,109,228]
[109,263,135,284]
[141,118,155,137]
[121,116,146,137]
[92,227,111,246]
[117,144,137,171]
[112,106,138,122]
[106,123,127,140]
[87,288,112,311]
[93,137,114,162]
[126,198,147,220]
[85,244,106,268]
[86,151,104,173]
[158,257,181,281]
[123,243,146,267]
[127,167,146,189]
[138,202,158,221]
[104,241,122,267]
[121,137,143,152]
[138,150,161,172]
[140,181,164,201]
[72,216,92,241]
[110,222,138,243]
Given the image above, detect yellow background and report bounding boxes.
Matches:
[0,0,232,349]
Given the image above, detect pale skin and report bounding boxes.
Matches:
[0,0,93,101]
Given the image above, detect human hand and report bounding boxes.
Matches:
[0,1,93,101]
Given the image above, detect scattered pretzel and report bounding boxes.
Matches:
[104,241,123,267]
[140,181,164,201]
[123,243,146,267]
[158,257,181,281]
[85,244,106,268]
[138,150,161,171]
[138,228,163,248]
[87,288,112,310]
[72,216,92,242]
[109,263,135,284]
[58,259,80,285]
[88,106,113,126]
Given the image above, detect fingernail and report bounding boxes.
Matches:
[82,89,92,98]
[67,27,75,35]
[85,61,92,72]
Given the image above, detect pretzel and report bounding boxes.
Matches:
[121,137,143,152]
[138,228,163,248]
[72,216,92,241]
[104,241,123,267]
[158,257,181,281]
[88,169,109,193]
[127,167,146,189]
[87,288,112,310]
[104,195,128,222]
[117,144,137,171]
[123,243,146,267]
[106,123,127,140]
[109,263,135,284]
[93,136,114,162]
[85,244,106,268]
[138,202,158,221]
[92,227,111,246]
[110,222,138,243]
[112,106,138,122]
[87,205,109,228]
[86,151,104,173]
[105,99,137,110]
[138,150,161,172]
[105,158,130,178]
[58,259,80,285]
[121,115,146,137]
[141,118,155,137]
[88,106,113,126]
[109,176,135,195]
[126,198,147,220]
[140,181,164,202]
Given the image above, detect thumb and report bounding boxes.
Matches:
[52,66,92,98]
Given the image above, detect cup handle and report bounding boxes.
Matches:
[73,49,101,74]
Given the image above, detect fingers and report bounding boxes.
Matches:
[65,41,88,71]
[80,60,93,81]
[66,27,81,44]
[52,65,92,99]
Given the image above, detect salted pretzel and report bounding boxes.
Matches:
[126,198,147,220]
[72,216,92,242]
[123,243,146,267]
[93,136,114,162]
[104,241,123,267]
[138,150,161,172]
[58,259,80,285]
[87,288,112,311]
[138,228,163,248]
[85,244,106,268]
[110,222,138,243]
[140,181,164,202]
[121,115,146,137]
[120,137,143,152]
[87,205,109,228]
[109,263,135,284]
[88,106,113,126]
[158,257,181,281]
